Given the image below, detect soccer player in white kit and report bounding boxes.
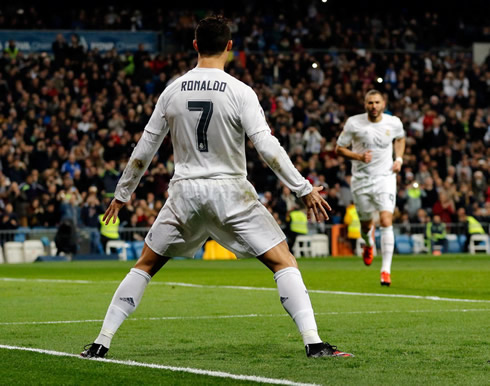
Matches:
[335,90,405,286]
[81,16,353,359]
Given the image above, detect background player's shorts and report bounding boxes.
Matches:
[352,174,397,221]
[145,178,286,258]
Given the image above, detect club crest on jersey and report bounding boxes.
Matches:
[385,130,390,136]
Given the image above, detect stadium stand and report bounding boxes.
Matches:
[0,3,489,259]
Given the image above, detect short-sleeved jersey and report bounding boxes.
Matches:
[145,67,270,181]
[337,113,405,182]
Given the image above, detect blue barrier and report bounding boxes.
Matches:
[395,235,413,254]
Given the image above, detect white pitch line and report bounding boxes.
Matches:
[0,308,489,326]
[160,282,490,303]
[0,344,318,386]
[0,277,101,284]
[2,277,490,303]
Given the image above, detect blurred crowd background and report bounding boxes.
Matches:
[0,1,489,241]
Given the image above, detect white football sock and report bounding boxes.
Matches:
[380,226,394,273]
[361,226,374,247]
[94,268,151,348]
[274,267,322,345]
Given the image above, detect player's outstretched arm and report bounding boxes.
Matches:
[250,131,332,222]
[114,129,167,203]
[300,186,332,222]
[250,130,313,198]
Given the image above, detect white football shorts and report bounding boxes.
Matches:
[145,178,286,258]
[351,174,397,221]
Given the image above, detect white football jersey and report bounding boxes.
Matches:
[337,113,405,188]
[145,67,270,181]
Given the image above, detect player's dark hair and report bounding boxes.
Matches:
[195,15,231,56]
[365,89,383,99]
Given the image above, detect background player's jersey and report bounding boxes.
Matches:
[145,67,269,181]
[337,113,405,182]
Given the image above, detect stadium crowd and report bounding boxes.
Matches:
[0,2,489,50]
[0,4,489,241]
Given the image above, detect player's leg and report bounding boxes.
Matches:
[257,241,320,343]
[360,218,375,247]
[374,176,397,286]
[209,179,353,357]
[83,181,205,358]
[353,191,376,265]
[81,244,170,358]
[257,241,353,357]
[379,210,394,286]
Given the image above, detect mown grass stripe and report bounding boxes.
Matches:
[0,308,489,326]
[2,277,489,303]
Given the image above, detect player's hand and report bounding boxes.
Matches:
[392,159,402,172]
[301,186,332,223]
[102,198,125,225]
[361,150,372,163]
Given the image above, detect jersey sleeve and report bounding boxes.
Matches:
[114,130,168,202]
[250,131,313,197]
[393,117,405,139]
[336,118,354,147]
[240,86,271,137]
[144,93,169,136]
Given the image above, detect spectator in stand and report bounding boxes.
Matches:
[61,153,82,179]
[277,88,294,112]
[4,40,19,60]
[81,186,104,228]
[404,181,425,221]
[472,170,487,203]
[303,125,323,158]
[457,207,486,252]
[101,160,120,196]
[67,34,85,71]
[426,214,447,255]
[421,176,438,214]
[0,5,489,243]
[432,190,456,225]
[52,34,69,68]
[0,203,19,235]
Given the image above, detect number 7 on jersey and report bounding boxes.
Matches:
[187,100,214,152]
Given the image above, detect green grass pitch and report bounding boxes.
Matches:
[0,254,489,385]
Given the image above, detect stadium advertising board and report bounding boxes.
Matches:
[0,30,159,53]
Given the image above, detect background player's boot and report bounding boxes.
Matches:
[305,342,354,357]
[362,245,373,266]
[380,271,391,286]
[80,343,109,358]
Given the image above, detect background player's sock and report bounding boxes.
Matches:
[380,226,394,273]
[361,226,374,247]
[274,267,322,345]
[94,268,151,348]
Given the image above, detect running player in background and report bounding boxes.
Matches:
[335,90,406,286]
[81,16,353,359]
